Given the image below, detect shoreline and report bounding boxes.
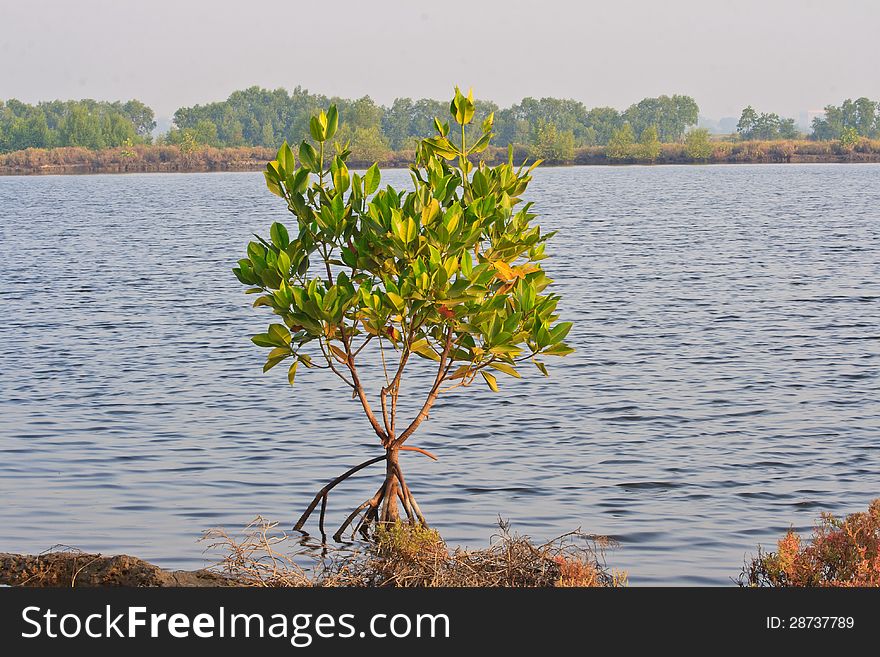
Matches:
[2,141,880,177]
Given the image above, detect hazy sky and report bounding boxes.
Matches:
[2,0,878,121]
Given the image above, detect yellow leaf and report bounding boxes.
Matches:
[488,361,521,378]
[480,370,499,392]
[268,346,290,359]
[410,338,440,361]
[492,260,515,281]
[387,292,404,310]
[421,199,441,226]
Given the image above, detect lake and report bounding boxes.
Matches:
[0,164,877,585]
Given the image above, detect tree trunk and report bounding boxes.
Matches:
[381,447,402,523]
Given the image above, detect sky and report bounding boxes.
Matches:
[2,0,878,122]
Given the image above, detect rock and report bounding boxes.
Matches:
[0,552,239,587]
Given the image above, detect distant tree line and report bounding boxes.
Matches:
[736,106,799,140]
[735,98,880,142]
[0,99,155,153]
[166,87,701,162]
[3,89,879,157]
[810,98,880,140]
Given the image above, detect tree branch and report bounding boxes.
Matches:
[394,325,455,446]
[339,321,387,444]
[317,337,355,388]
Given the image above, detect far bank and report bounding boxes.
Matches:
[2,140,880,176]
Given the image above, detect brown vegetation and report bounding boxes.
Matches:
[740,498,880,587]
[204,518,626,588]
[0,144,276,175]
[566,139,880,165]
[4,139,880,176]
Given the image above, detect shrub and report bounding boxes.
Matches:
[529,119,576,163]
[636,125,661,162]
[684,128,712,160]
[740,499,880,587]
[606,123,635,161]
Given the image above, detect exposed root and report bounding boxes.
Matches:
[333,483,385,542]
[295,449,433,541]
[292,454,387,534]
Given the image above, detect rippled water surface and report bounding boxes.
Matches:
[1,164,878,584]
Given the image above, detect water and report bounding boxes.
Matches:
[0,164,878,585]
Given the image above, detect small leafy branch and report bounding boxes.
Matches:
[233,87,573,540]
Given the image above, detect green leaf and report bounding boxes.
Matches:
[364,163,381,195]
[287,361,299,385]
[251,333,276,348]
[264,170,283,197]
[265,160,282,181]
[270,222,290,249]
[550,321,573,343]
[469,132,491,154]
[460,249,473,277]
[263,355,288,372]
[276,249,291,274]
[534,360,549,376]
[268,323,291,346]
[331,193,345,222]
[299,141,319,171]
[423,136,459,160]
[325,105,338,141]
[331,156,350,194]
[544,342,574,357]
[350,172,362,199]
[309,115,323,142]
[480,370,499,392]
[404,217,418,244]
[277,141,295,174]
[433,117,449,137]
[291,168,310,194]
[450,86,475,125]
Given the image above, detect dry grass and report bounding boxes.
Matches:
[202,518,626,588]
[0,145,276,174]
[4,139,880,174]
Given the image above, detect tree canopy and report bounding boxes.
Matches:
[810,98,879,140]
[736,106,799,140]
[0,99,154,153]
[169,87,699,151]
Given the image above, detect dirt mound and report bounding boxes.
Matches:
[0,551,236,587]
